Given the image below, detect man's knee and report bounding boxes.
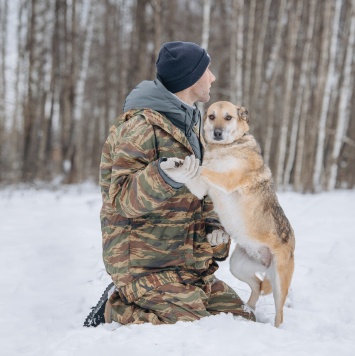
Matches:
[136,282,211,323]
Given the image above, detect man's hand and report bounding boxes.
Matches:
[207,230,230,246]
[160,155,200,184]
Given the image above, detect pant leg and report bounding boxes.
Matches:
[108,278,255,325]
[205,278,256,321]
[108,282,211,325]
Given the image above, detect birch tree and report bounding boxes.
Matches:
[230,0,244,104]
[197,0,211,115]
[312,0,342,191]
[71,0,95,182]
[1,0,355,189]
[261,0,287,165]
[201,0,211,51]
[153,0,162,58]
[244,0,256,107]
[0,0,7,181]
[251,0,271,111]
[327,0,355,190]
[276,0,303,188]
[286,0,317,190]
[23,0,43,181]
[9,0,27,182]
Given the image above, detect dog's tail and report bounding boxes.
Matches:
[260,279,272,295]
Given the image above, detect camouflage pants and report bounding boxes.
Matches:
[108,276,256,325]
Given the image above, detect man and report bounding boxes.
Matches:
[84,41,255,327]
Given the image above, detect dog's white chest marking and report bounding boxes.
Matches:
[203,155,265,258]
[207,188,259,248]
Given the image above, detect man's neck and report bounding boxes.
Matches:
[174,91,196,107]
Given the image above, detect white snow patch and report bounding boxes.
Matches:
[0,185,354,355]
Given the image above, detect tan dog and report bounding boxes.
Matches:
[185,101,295,327]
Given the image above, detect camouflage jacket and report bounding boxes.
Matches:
[99,108,230,304]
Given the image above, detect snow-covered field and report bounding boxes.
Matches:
[1,184,354,356]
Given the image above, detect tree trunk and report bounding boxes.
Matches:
[327,0,355,190]
[153,0,162,58]
[312,0,342,191]
[244,0,256,107]
[71,0,94,182]
[276,0,303,188]
[251,0,271,111]
[22,0,38,181]
[261,0,287,166]
[0,0,8,182]
[230,0,244,104]
[287,0,317,191]
[10,0,26,182]
[201,0,211,51]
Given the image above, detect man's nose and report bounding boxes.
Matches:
[211,72,216,83]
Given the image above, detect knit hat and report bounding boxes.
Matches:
[156,41,210,93]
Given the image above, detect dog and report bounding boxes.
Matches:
[184,101,295,327]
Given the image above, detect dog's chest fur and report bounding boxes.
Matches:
[202,150,264,254]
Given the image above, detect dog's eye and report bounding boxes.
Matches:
[225,115,232,121]
[209,114,215,120]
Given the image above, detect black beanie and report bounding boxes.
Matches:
[156,41,210,93]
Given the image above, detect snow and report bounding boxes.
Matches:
[1,184,355,356]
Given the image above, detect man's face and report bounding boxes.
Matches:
[190,66,216,103]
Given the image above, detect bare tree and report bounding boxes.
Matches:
[1,0,354,190]
[276,0,303,188]
[287,0,317,191]
[261,0,287,166]
[153,0,162,58]
[71,0,94,182]
[251,0,272,114]
[327,0,355,190]
[201,0,211,51]
[244,0,256,107]
[0,0,8,181]
[312,0,342,191]
[22,0,41,181]
[230,0,244,104]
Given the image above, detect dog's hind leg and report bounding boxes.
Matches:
[230,246,265,309]
[269,251,294,327]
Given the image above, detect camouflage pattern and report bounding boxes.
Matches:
[108,277,256,325]
[99,108,251,323]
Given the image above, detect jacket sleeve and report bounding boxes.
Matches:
[202,195,231,261]
[108,115,177,218]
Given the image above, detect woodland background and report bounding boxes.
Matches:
[0,0,354,192]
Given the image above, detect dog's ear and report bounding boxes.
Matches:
[236,106,249,123]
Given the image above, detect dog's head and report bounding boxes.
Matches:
[203,101,249,144]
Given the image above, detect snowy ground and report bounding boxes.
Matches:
[1,183,354,356]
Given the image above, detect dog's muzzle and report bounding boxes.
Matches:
[213,129,223,141]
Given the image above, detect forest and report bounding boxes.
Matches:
[0,0,354,192]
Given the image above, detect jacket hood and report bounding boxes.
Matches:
[123,79,200,138]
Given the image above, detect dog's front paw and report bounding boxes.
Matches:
[160,155,200,184]
[207,230,230,246]
[160,157,184,170]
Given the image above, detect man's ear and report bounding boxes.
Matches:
[236,106,249,123]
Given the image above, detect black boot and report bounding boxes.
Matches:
[83,282,115,327]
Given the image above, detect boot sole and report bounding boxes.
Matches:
[83,282,115,327]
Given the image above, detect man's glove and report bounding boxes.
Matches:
[160,155,200,184]
[207,230,230,246]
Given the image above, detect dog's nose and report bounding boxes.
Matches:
[214,129,223,140]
